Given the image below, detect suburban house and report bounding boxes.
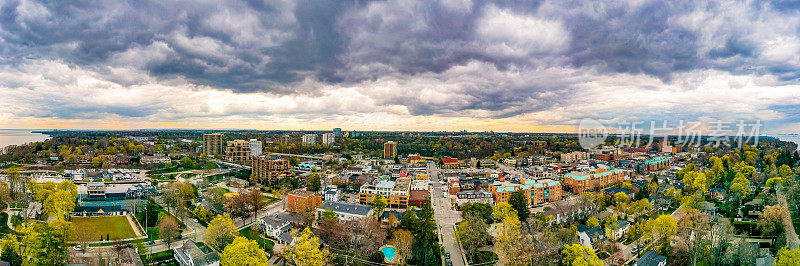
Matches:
[613,220,631,239]
[577,225,605,250]
[635,250,667,266]
[259,212,294,245]
[173,239,220,266]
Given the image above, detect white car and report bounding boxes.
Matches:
[73,245,82,251]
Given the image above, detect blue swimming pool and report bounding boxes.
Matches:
[381,246,397,263]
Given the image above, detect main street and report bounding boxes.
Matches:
[428,160,466,266]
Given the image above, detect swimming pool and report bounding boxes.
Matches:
[381,245,397,263]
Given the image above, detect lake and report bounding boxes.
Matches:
[0,130,51,149]
[773,134,800,151]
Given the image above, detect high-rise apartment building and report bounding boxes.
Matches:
[251,156,290,183]
[249,139,263,157]
[322,133,335,146]
[384,141,397,159]
[302,134,316,146]
[225,140,250,163]
[203,133,224,156]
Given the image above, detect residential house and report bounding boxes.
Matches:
[316,201,373,222]
[173,239,220,266]
[635,250,666,266]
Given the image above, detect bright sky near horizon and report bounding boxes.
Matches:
[1,1,800,133]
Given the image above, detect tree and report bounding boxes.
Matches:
[192,206,213,223]
[494,216,535,265]
[775,247,800,266]
[586,216,599,228]
[561,244,603,266]
[247,189,267,224]
[759,205,789,245]
[371,195,387,215]
[390,229,414,265]
[1,234,21,265]
[461,202,493,224]
[43,190,76,220]
[320,208,338,223]
[646,214,677,244]
[282,227,332,266]
[729,172,751,204]
[308,174,322,192]
[779,164,794,179]
[767,177,784,189]
[221,237,270,266]
[493,202,518,222]
[206,215,239,251]
[613,192,630,205]
[676,209,710,266]
[456,213,490,262]
[508,190,529,222]
[159,216,180,249]
[179,157,196,169]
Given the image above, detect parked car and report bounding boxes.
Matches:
[72,245,82,252]
[446,252,450,259]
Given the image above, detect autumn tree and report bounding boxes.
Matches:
[779,164,794,179]
[494,216,535,265]
[206,215,239,251]
[561,244,603,266]
[586,216,599,228]
[390,229,414,265]
[775,247,800,266]
[729,172,751,204]
[282,227,332,266]
[371,194,387,215]
[159,216,180,249]
[493,202,518,222]
[676,209,710,266]
[759,205,789,246]
[247,189,266,224]
[221,237,270,266]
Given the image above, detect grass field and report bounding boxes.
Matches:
[72,216,138,241]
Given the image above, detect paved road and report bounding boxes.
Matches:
[428,161,466,266]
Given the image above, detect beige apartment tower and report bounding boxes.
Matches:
[384,141,397,159]
[203,133,224,156]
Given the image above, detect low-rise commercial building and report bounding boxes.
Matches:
[287,189,321,213]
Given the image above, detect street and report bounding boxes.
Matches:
[428,160,466,266]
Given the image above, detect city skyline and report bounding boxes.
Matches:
[1,1,800,133]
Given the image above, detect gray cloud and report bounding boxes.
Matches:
[1,0,800,127]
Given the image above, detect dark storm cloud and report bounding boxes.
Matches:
[1,0,800,121]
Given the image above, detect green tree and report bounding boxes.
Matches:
[508,190,529,222]
[308,174,322,192]
[456,213,491,262]
[282,227,332,266]
[461,202,493,224]
[206,215,239,251]
[766,177,784,189]
[43,190,76,220]
[561,244,603,266]
[221,237,270,266]
[192,206,213,223]
[320,208,338,223]
[179,157,196,169]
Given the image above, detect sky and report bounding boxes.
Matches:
[1,0,800,133]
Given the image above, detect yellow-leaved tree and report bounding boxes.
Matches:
[282,227,331,266]
[205,215,239,251]
[221,237,269,266]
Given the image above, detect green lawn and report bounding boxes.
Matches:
[72,216,139,241]
[264,196,279,206]
[239,227,275,255]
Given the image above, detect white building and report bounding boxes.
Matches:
[302,134,316,146]
[249,139,263,157]
[317,201,373,221]
[322,133,335,146]
[561,151,589,163]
